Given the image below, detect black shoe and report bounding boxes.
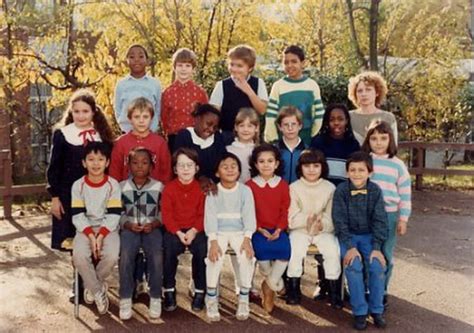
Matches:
[353,315,368,330]
[286,277,301,305]
[163,291,177,312]
[328,279,343,310]
[191,292,205,311]
[371,313,387,328]
[314,278,329,301]
[383,295,389,309]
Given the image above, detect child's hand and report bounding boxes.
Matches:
[177,231,187,245]
[51,197,64,220]
[240,237,254,259]
[96,234,104,259]
[234,76,253,96]
[184,228,197,245]
[268,228,281,241]
[370,250,386,267]
[88,234,98,260]
[316,214,323,232]
[343,247,361,266]
[208,240,222,263]
[397,220,408,236]
[258,228,272,239]
[125,222,144,233]
[198,177,217,196]
[306,214,316,233]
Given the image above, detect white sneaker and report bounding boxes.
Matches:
[206,297,220,322]
[236,300,250,321]
[149,297,162,319]
[119,298,132,320]
[94,285,109,315]
[85,282,107,305]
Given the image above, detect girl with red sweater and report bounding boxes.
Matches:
[161,147,207,312]
[246,144,291,313]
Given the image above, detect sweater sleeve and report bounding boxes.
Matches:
[152,80,161,132]
[288,185,309,231]
[277,182,290,230]
[157,139,172,184]
[161,185,178,234]
[161,89,170,133]
[101,180,122,236]
[204,194,218,240]
[46,130,65,197]
[71,180,92,235]
[264,82,280,143]
[242,186,257,238]
[311,83,325,136]
[114,82,123,127]
[321,187,335,233]
[109,139,124,182]
[172,129,191,153]
[397,161,412,222]
[371,188,389,251]
[332,186,353,249]
[193,191,205,232]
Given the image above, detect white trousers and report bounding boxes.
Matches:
[205,232,256,289]
[287,231,341,279]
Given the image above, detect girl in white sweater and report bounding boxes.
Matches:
[287,149,342,308]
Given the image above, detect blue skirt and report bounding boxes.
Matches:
[252,228,291,261]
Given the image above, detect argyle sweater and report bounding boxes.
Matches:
[120,178,164,227]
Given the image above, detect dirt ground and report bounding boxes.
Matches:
[0,190,473,332]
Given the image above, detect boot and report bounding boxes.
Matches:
[328,279,343,309]
[286,277,301,305]
[314,254,329,301]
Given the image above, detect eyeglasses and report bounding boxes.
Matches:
[281,122,299,129]
[176,162,196,170]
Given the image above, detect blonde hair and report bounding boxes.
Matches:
[234,108,260,143]
[348,71,388,108]
[276,106,303,126]
[127,97,154,119]
[172,48,198,68]
[227,44,256,69]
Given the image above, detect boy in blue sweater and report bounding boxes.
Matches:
[332,151,388,330]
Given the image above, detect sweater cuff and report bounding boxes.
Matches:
[98,227,110,237]
[208,232,217,241]
[83,227,94,236]
[244,230,254,239]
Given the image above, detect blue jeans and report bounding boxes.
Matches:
[382,212,398,293]
[119,228,163,299]
[340,233,385,316]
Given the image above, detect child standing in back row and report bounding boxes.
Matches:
[265,45,324,145]
[114,44,161,133]
[161,48,209,151]
[209,44,268,144]
[362,121,411,307]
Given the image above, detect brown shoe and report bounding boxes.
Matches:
[261,280,275,313]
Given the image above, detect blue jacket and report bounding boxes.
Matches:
[332,180,388,251]
[277,139,307,184]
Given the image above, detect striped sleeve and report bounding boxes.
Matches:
[71,180,90,234]
[397,159,412,222]
[311,82,324,136]
[264,81,281,143]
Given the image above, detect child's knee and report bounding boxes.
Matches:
[346,257,363,274]
[369,259,385,274]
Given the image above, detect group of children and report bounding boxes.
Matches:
[47,43,411,330]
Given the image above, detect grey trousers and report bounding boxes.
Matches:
[73,228,120,295]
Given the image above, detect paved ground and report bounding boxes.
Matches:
[0,190,473,332]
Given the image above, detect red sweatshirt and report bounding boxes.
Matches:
[246,176,290,230]
[109,132,172,184]
[161,178,205,234]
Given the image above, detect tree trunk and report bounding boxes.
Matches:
[369,0,380,71]
[345,0,368,69]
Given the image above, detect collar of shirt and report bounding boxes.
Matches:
[231,139,255,149]
[230,75,251,84]
[252,175,282,188]
[125,74,150,81]
[282,137,302,153]
[299,177,324,187]
[62,123,101,146]
[187,127,215,149]
[371,152,390,159]
[217,182,239,193]
[173,80,194,89]
[129,131,151,141]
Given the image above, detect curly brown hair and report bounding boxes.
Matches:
[57,89,115,145]
[348,71,388,108]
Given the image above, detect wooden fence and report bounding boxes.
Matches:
[0,141,473,218]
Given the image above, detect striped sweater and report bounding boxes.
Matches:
[71,175,122,237]
[370,154,412,222]
[265,76,324,144]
